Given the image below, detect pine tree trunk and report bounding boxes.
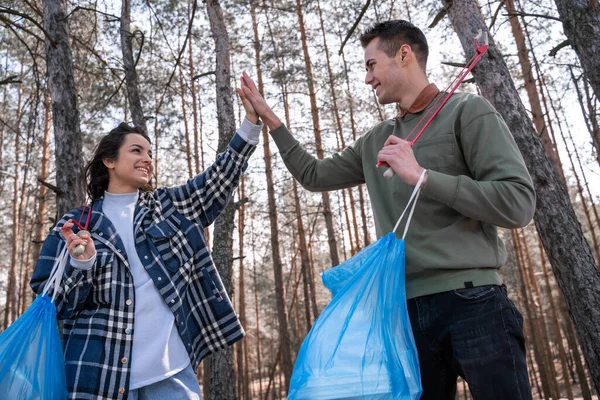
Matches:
[250,0,293,390]
[339,42,371,246]
[295,0,340,268]
[236,179,250,400]
[251,222,263,397]
[512,231,551,399]
[519,229,561,398]
[120,0,147,131]
[505,0,563,177]
[17,106,36,315]
[553,0,600,101]
[31,92,52,302]
[538,235,574,399]
[445,0,600,391]
[205,0,238,398]
[178,65,194,178]
[4,81,23,328]
[42,0,85,218]
[0,84,7,198]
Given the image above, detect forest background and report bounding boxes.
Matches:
[0,0,599,399]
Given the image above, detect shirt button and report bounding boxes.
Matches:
[157,277,162,281]
[121,357,128,364]
[119,388,125,394]
[117,249,121,253]
[99,232,103,236]
[171,299,175,303]
[125,299,132,306]
[144,255,148,259]
[125,328,132,334]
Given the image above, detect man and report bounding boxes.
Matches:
[239,19,535,400]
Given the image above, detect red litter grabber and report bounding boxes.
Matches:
[378,31,489,178]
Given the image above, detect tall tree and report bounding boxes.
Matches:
[205,0,237,398]
[42,0,85,218]
[444,0,600,391]
[251,0,294,388]
[120,0,147,131]
[553,0,600,100]
[295,0,341,267]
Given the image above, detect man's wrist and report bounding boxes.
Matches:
[415,168,428,188]
[265,114,282,131]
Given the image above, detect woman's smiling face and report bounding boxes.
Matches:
[103,133,153,194]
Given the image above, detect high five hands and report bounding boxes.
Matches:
[236,72,282,130]
[237,72,426,188]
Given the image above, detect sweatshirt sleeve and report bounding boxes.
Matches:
[422,96,536,229]
[270,124,365,191]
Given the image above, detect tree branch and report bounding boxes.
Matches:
[549,39,571,57]
[338,0,371,55]
[0,6,56,46]
[503,10,561,22]
[37,178,64,195]
[0,14,46,44]
[488,0,506,30]
[442,61,466,68]
[65,6,120,22]
[192,70,216,80]
[0,75,21,85]
[428,7,448,28]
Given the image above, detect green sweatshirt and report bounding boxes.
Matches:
[270,91,536,299]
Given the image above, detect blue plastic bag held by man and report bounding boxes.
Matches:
[0,246,69,399]
[287,172,426,400]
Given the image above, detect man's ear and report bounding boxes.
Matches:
[398,44,411,63]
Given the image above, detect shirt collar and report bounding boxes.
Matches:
[395,83,440,118]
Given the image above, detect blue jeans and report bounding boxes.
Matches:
[407,284,532,400]
[129,363,202,400]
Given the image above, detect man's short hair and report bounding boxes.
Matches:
[360,20,429,71]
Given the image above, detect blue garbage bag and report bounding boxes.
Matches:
[288,172,426,400]
[0,247,69,399]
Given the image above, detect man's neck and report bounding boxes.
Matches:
[399,76,430,110]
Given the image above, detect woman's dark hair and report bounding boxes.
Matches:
[360,20,429,72]
[85,122,153,201]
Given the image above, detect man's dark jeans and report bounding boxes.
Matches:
[407,284,532,400]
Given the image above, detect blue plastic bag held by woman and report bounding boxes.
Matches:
[287,171,426,400]
[0,245,69,399]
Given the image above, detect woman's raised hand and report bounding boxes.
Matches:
[238,72,282,130]
[61,220,96,260]
[237,75,258,124]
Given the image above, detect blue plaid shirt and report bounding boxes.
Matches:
[31,133,256,399]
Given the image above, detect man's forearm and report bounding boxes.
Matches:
[263,112,283,131]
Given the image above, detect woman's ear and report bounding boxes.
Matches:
[103,158,115,169]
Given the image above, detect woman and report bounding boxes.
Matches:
[31,103,261,399]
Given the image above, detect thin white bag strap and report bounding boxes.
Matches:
[393,170,428,239]
[42,244,70,302]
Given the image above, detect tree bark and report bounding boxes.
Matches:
[445,0,600,392]
[295,0,340,268]
[553,0,600,101]
[31,92,52,304]
[4,79,23,328]
[120,0,147,132]
[43,0,85,218]
[205,0,237,398]
[250,0,294,389]
[505,0,563,178]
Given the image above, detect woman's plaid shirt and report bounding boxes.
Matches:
[31,133,256,399]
